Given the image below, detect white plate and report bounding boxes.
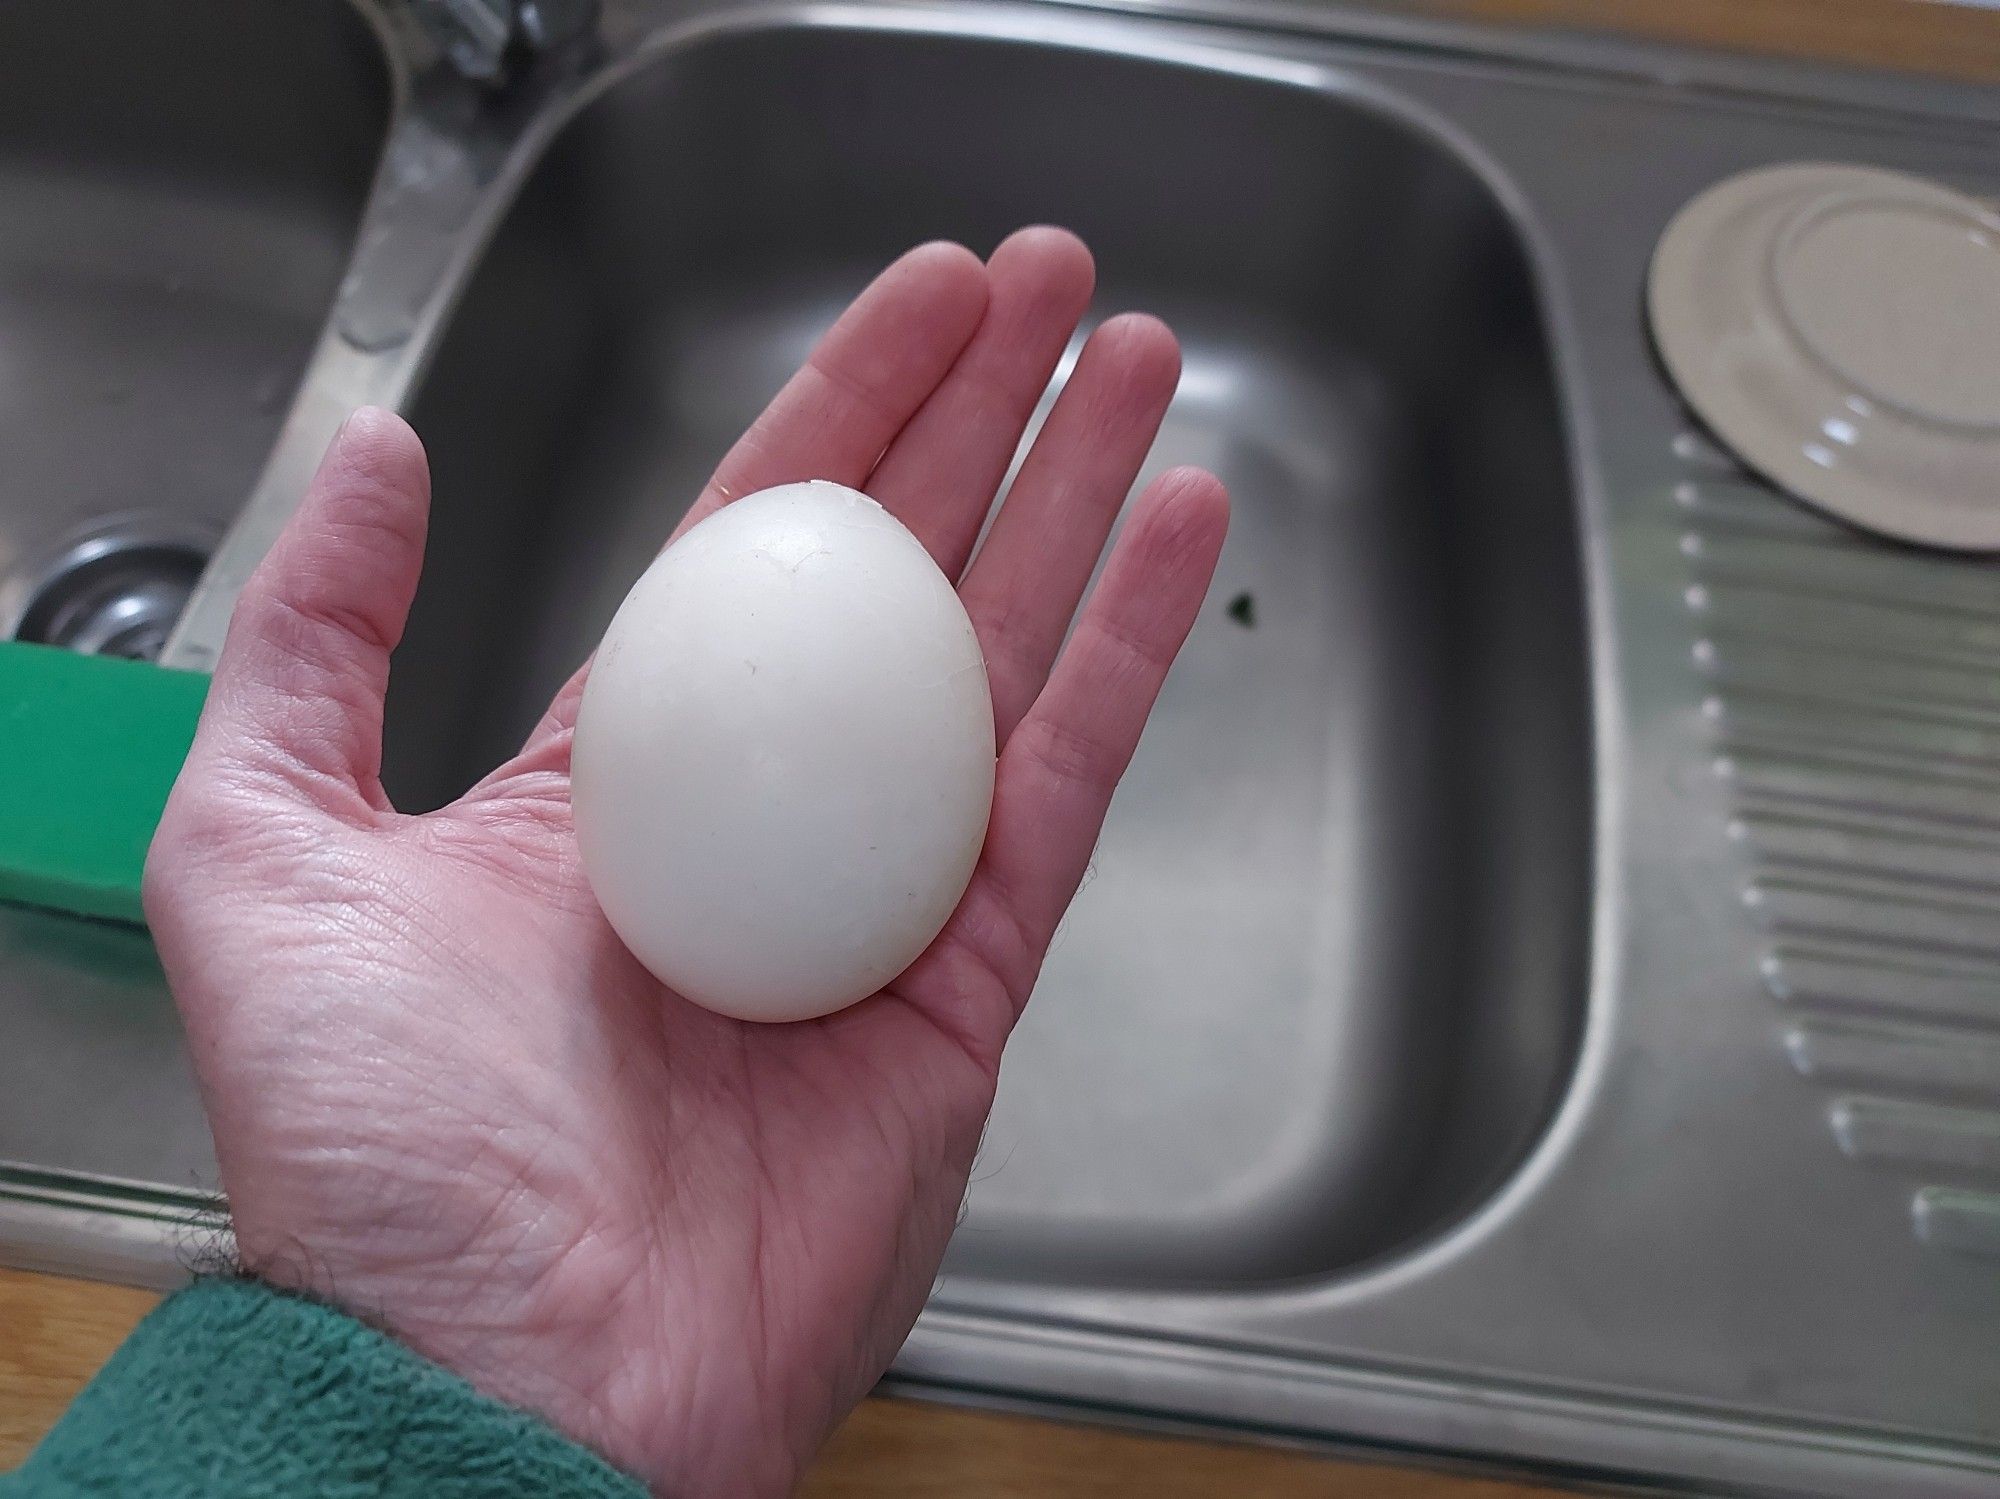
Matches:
[1649,163,2000,550]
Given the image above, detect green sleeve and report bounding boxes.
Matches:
[2,1276,648,1499]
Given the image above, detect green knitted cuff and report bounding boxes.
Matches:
[3,1276,647,1499]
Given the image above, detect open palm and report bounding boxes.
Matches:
[143,229,1228,1499]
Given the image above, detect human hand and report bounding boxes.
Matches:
[144,229,1229,1497]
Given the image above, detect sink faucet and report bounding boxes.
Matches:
[407,0,596,83]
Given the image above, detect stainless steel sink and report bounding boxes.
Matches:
[0,0,389,645]
[0,0,385,1211]
[8,2,2000,1494]
[387,26,1592,1289]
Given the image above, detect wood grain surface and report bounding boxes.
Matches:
[0,1267,1567,1495]
[0,1268,155,1471]
[1413,0,2000,85]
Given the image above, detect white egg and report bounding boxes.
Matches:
[571,480,995,1023]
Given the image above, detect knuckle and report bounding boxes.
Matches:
[1016,714,1104,787]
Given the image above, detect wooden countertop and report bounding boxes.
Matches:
[5,3,1991,1496]
[1,1267,1561,1495]
[1419,0,2000,85]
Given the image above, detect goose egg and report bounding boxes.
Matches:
[571,481,995,1022]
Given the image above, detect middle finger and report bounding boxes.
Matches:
[866,225,1096,577]
[955,311,1182,742]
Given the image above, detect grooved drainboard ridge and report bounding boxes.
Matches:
[1676,431,2000,1257]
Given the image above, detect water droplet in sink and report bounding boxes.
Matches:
[252,368,289,413]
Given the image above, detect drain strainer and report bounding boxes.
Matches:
[9,524,212,662]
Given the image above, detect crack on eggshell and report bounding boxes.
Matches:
[750,543,833,576]
[914,661,988,690]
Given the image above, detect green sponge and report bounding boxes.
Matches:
[0,641,210,926]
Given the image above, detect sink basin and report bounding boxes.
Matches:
[390,26,1590,1288]
[0,0,385,1194]
[0,0,388,645]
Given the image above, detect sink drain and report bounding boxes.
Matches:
[9,525,212,662]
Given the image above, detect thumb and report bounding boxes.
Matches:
[189,407,431,816]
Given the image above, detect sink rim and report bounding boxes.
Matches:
[384,1,1608,1292]
[159,1,1619,1301]
[26,0,1634,1367]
